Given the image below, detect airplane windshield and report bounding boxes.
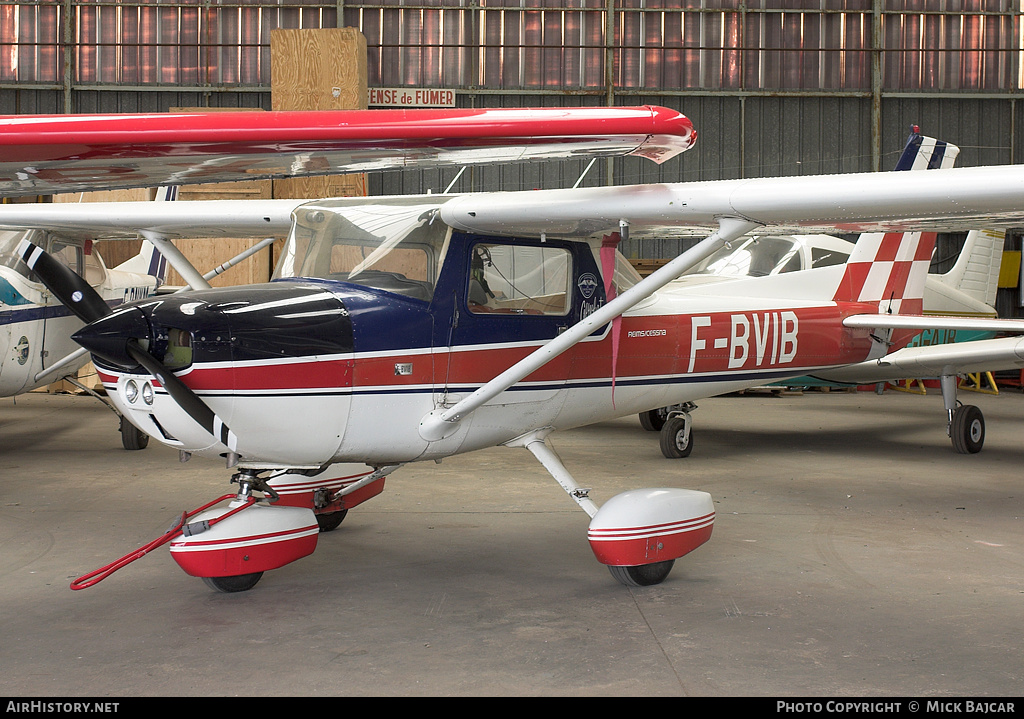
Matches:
[0,229,45,281]
[683,237,802,278]
[274,197,454,301]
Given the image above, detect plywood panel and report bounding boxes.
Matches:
[270,28,367,112]
[271,28,368,202]
[269,28,369,268]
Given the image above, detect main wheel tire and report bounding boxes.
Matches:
[659,416,694,458]
[316,509,348,532]
[120,416,149,451]
[608,560,675,587]
[639,407,668,432]
[951,404,985,454]
[201,572,264,593]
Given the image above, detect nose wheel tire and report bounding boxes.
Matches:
[659,416,694,458]
[608,560,675,587]
[201,572,264,593]
[950,404,985,454]
[316,509,348,532]
[119,416,149,451]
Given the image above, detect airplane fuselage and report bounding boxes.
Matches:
[87,228,886,469]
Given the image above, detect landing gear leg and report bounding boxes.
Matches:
[940,374,985,454]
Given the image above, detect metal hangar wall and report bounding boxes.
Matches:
[2,1,1022,310]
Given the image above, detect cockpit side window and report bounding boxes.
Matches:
[48,238,83,277]
[468,242,572,316]
[810,246,850,268]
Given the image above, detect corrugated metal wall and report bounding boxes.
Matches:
[1,0,1022,303]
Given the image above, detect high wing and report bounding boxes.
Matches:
[0,106,695,198]
[6,162,1024,240]
[437,164,1024,237]
[0,199,303,240]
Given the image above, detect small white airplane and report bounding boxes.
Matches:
[5,106,1024,594]
[0,220,168,448]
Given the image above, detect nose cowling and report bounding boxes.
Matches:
[71,305,153,369]
[76,282,354,462]
[77,282,354,373]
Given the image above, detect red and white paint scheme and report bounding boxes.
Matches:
[169,503,320,592]
[8,111,1024,593]
[587,489,715,580]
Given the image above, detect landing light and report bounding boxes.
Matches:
[125,379,139,404]
[142,381,154,406]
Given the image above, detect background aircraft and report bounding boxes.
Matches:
[637,227,1006,455]
[5,107,1024,594]
[0,221,167,448]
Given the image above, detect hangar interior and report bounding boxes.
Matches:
[3,1,1024,318]
[2,3,1024,698]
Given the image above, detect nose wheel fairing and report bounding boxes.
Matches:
[169,502,320,580]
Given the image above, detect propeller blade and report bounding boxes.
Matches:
[20,238,238,452]
[17,239,112,324]
[125,341,238,453]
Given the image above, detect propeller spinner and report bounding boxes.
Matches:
[17,239,239,453]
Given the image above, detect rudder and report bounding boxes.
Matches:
[832,231,937,315]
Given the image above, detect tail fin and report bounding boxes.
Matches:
[110,185,175,286]
[933,228,1003,308]
[893,125,960,171]
[832,128,956,313]
[832,232,937,315]
[112,239,169,287]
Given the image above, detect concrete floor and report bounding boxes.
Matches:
[1,386,1022,697]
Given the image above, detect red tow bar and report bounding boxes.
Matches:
[70,494,255,590]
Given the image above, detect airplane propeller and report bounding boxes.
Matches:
[17,238,112,325]
[16,239,239,454]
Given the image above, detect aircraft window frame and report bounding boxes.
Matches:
[683,236,802,278]
[589,246,643,296]
[273,199,453,302]
[0,229,46,282]
[467,241,572,317]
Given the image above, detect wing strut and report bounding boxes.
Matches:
[140,231,212,291]
[418,216,761,442]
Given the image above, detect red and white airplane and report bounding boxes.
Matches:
[4,106,1024,593]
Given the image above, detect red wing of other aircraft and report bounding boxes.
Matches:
[0,105,695,197]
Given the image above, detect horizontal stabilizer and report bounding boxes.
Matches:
[814,335,1024,383]
[843,314,1024,334]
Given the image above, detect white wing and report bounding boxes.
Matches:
[439,165,1024,238]
[0,199,302,239]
